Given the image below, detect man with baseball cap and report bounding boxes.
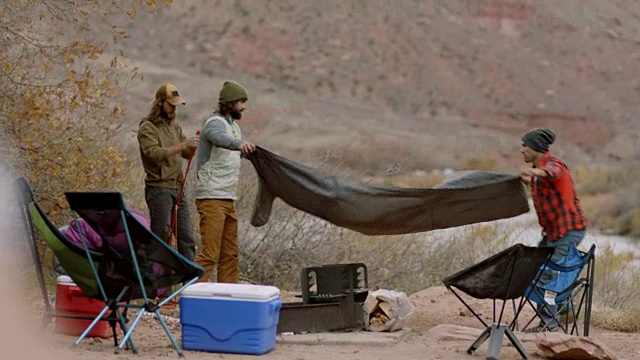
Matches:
[137,83,199,261]
[155,83,186,106]
[520,127,588,332]
[193,80,256,283]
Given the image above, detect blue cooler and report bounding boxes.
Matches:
[180,282,281,355]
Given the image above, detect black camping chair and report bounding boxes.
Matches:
[64,191,204,357]
[17,178,126,347]
[443,244,554,360]
[518,243,596,336]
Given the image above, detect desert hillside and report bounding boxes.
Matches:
[113,0,639,173]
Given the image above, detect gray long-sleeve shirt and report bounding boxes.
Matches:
[194,113,244,200]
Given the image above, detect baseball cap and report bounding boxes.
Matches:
[155,83,186,106]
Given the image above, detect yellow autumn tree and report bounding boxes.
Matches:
[1,0,171,223]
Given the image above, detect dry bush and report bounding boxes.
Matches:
[575,165,640,237]
[585,191,640,237]
[582,193,621,232]
[2,1,172,301]
[573,166,630,196]
[591,304,640,333]
[619,210,640,238]
[592,243,640,309]
[586,242,640,332]
[369,171,444,189]
[460,156,498,172]
[1,1,170,223]
[612,182,640,237]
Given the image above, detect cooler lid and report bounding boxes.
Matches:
[182,282,280,300]
[57,275,75,285]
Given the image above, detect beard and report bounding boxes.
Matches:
[230,110,242,120]
[161,107,176,121]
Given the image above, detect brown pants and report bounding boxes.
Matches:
[195,199,239,283]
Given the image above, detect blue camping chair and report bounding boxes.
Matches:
[519,243,596,336]
[64,191,204,356]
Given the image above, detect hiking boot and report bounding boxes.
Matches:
[524,324,558,333]
[559,312,576,324]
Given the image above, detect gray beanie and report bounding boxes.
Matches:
[521,128,556,153]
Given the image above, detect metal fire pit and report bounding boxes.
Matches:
[277,263,369,334]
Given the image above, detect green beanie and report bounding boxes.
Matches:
[218,80,248,103]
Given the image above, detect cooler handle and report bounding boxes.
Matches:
[69,287,85,296]
[59,286,85,302]
[270,301,282,316]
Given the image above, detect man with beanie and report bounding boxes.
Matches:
[520,127,588,332]
[193,80,256,283]
[137,83,199,261]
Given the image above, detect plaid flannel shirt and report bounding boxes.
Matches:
[531,153,588,241]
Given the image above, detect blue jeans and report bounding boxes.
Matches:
[536,229,587,330]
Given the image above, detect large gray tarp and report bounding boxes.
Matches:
[247,147,529,236]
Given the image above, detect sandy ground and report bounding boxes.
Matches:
[5,286,639,360]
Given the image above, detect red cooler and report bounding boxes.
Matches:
[55,275,113,338]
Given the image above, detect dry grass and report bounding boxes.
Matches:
[591,305,640,333]
[575,165,640,237]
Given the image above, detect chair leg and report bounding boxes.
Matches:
[468,324,528,360]
[109,311,119,347]
[153,309,184,358]
[114,308,137,353]
[486,325,506,360]
[116,309,147,355]
[510,300,520,332]
[40,307,54,331]
[522,299,559,333]
[504,326,528,360]
[74,305,111,346]
[467,326,492,355]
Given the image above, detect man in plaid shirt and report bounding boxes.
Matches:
[520,127,588,332]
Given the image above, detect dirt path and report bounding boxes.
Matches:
[10,286,639,360]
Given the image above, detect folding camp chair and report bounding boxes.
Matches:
[17,178,125,346]
[64,191,204,356]
[443,244,554,360]
[518,243,596,336]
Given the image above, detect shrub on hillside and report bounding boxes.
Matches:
[574,165,640,237]
[1,1,168,223]
[3,1,170,299]
[573,166,629,196]
[592,243,640,310]
[460,156,498,172]
[591,304,640,333]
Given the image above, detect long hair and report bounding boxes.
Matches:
[218,101,235,116]
[145,99,174,125]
